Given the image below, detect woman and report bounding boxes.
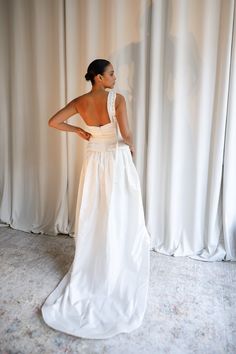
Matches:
[41,59,151,339]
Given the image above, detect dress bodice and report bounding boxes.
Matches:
[84,90,128,152]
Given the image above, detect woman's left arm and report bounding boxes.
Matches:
[48,99,91,140]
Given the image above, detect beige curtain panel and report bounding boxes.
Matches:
[0,0,235,262]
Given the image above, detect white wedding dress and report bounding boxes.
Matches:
[41,89,151,339]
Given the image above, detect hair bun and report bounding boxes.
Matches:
[85,72,91,81]
[85,70,95,81]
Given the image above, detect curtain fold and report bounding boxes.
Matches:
[0,0,235,261]
[145,0,236,261]
[222,0,236,261]
[0,0,69,234]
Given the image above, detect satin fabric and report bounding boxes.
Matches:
[41,90,151,339]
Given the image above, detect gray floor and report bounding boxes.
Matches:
[0,225,235,354]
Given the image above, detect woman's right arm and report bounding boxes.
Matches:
[48,99,91,140]
[116,93,135,157]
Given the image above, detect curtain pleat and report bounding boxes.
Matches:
[0,0,69,234]
[222,0,236,261]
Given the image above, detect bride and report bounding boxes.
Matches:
[41,58,151,339]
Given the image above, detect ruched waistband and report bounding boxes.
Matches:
[86,140,130,152]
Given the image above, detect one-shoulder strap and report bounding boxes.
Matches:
[108,89,119,184]
[107,90,116,123]
[111,90,116,119]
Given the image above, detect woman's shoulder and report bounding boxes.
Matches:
[72,90,126,106]
[72,93,91,109]
[114,91,126,108]
[73,92,89,102]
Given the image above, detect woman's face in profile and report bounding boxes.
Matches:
[102,64,116,88]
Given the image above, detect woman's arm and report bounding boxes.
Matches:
[116,94,135,157]
[48,99,91,140]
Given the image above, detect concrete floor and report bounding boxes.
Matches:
[0,225,235,354]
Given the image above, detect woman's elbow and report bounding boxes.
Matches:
[48,117,54,127]
[123,130,132,140]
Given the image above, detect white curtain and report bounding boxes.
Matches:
[0,0,235,261]
[146,0,236,261]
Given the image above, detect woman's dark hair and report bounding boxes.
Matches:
[85,59,111,85]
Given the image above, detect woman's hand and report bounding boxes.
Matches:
[130,145,135,158]
[77,128,92,141]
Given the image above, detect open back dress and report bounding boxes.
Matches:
[41,89,151,339]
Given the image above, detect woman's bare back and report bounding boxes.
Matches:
[74,91,133,149]
[75,91,116,127]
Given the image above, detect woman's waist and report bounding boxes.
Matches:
[86,139,129,152]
